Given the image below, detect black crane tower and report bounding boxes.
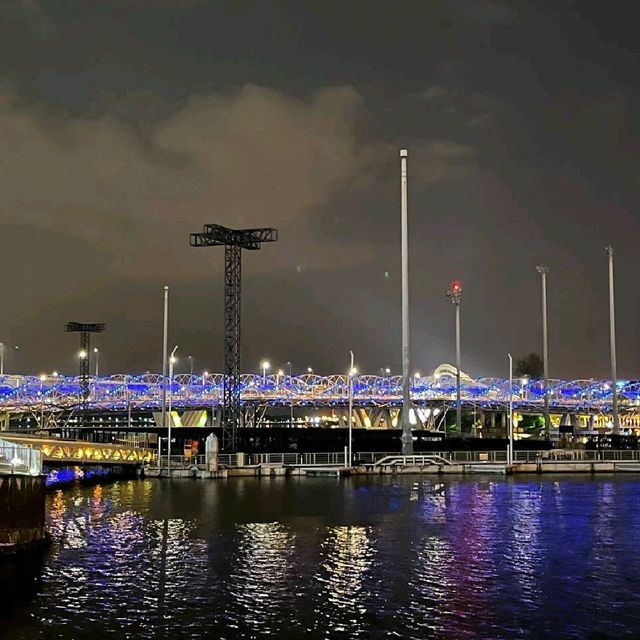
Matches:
[190,224,278,451]
[65,322,106,411]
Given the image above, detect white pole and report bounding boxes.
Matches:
[606,245,619,433]
[287,361,294,428]
[400,149,413,455]
[455,302,461,434]
[348,350,354,467]
[537,265,551,438]
[94,348,100,378]
[508,353,513,465]
[126,375,132,429]
[167,345,178,471]
[161,286,169,434]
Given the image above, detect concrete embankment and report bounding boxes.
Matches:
[141,460,640,479]
[0,474,47,552]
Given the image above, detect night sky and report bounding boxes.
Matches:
[2,1,639,380]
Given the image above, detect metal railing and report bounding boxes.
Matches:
[374,454,453,467]
[0,437,42,475]
[251,452,348,466]
[145,449,640,471]
[513,449,640,463]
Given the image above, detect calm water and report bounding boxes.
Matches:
[3,475,640,639]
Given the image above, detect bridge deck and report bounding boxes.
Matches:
[2,434,155,465]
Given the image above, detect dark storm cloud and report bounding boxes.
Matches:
[1,0,639,380]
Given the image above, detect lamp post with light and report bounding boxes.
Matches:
[446,281,463,435]
[347,351,356,467]
[287,361,294,428]
[167,345,178,470]
[261,360,270,385]
[93,347,100,377]
[125,374,132,429]
[1,344,20,376]
[39,374,46,428]
[508,354,514,465]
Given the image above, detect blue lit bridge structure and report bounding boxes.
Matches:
[2,369,640,431]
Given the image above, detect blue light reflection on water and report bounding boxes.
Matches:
[3,476,640,639]
[45,465,111,486]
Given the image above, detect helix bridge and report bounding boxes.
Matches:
[1,371,639,415]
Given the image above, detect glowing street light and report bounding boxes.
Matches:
[167,345,178,470]
[347,351,356,467]
[93,347,100,377]
[79,349,87,360]
[508,353,514,465]
[446,281,463,435]
[307,366,313,374]
[261,359,270,383]
[287,361,294,427]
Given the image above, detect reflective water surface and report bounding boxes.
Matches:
[3,476,640,639]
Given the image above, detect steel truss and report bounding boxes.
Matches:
[191,224,277,451]
[65,322,105,415]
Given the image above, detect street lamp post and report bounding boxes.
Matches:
[287,361,294,428]
[446,282,463,435]
[536,264,551,438]
[348,351,356,467]
[508,354,514,465]
[94,347,100,377]
[606,245,619,433]
[261,360,270,384]
[161,285,169,435]
[0,344,17,376]
[125,375,132,429]
[167,345,178,471]
[188,355,194,378]
[39,374,46,428]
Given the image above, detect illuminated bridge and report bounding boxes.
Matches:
[2,433,155,466]
[1,367,639,432]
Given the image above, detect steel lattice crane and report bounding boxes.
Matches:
[190,224,278,451]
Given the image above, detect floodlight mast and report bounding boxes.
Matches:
[65,322,106,418]
[190,224,278,451]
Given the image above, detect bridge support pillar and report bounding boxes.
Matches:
[0,474,46,552]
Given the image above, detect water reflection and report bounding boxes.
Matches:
[314,526,376,637]
[4,476,640,639]
[228,522,297,635]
